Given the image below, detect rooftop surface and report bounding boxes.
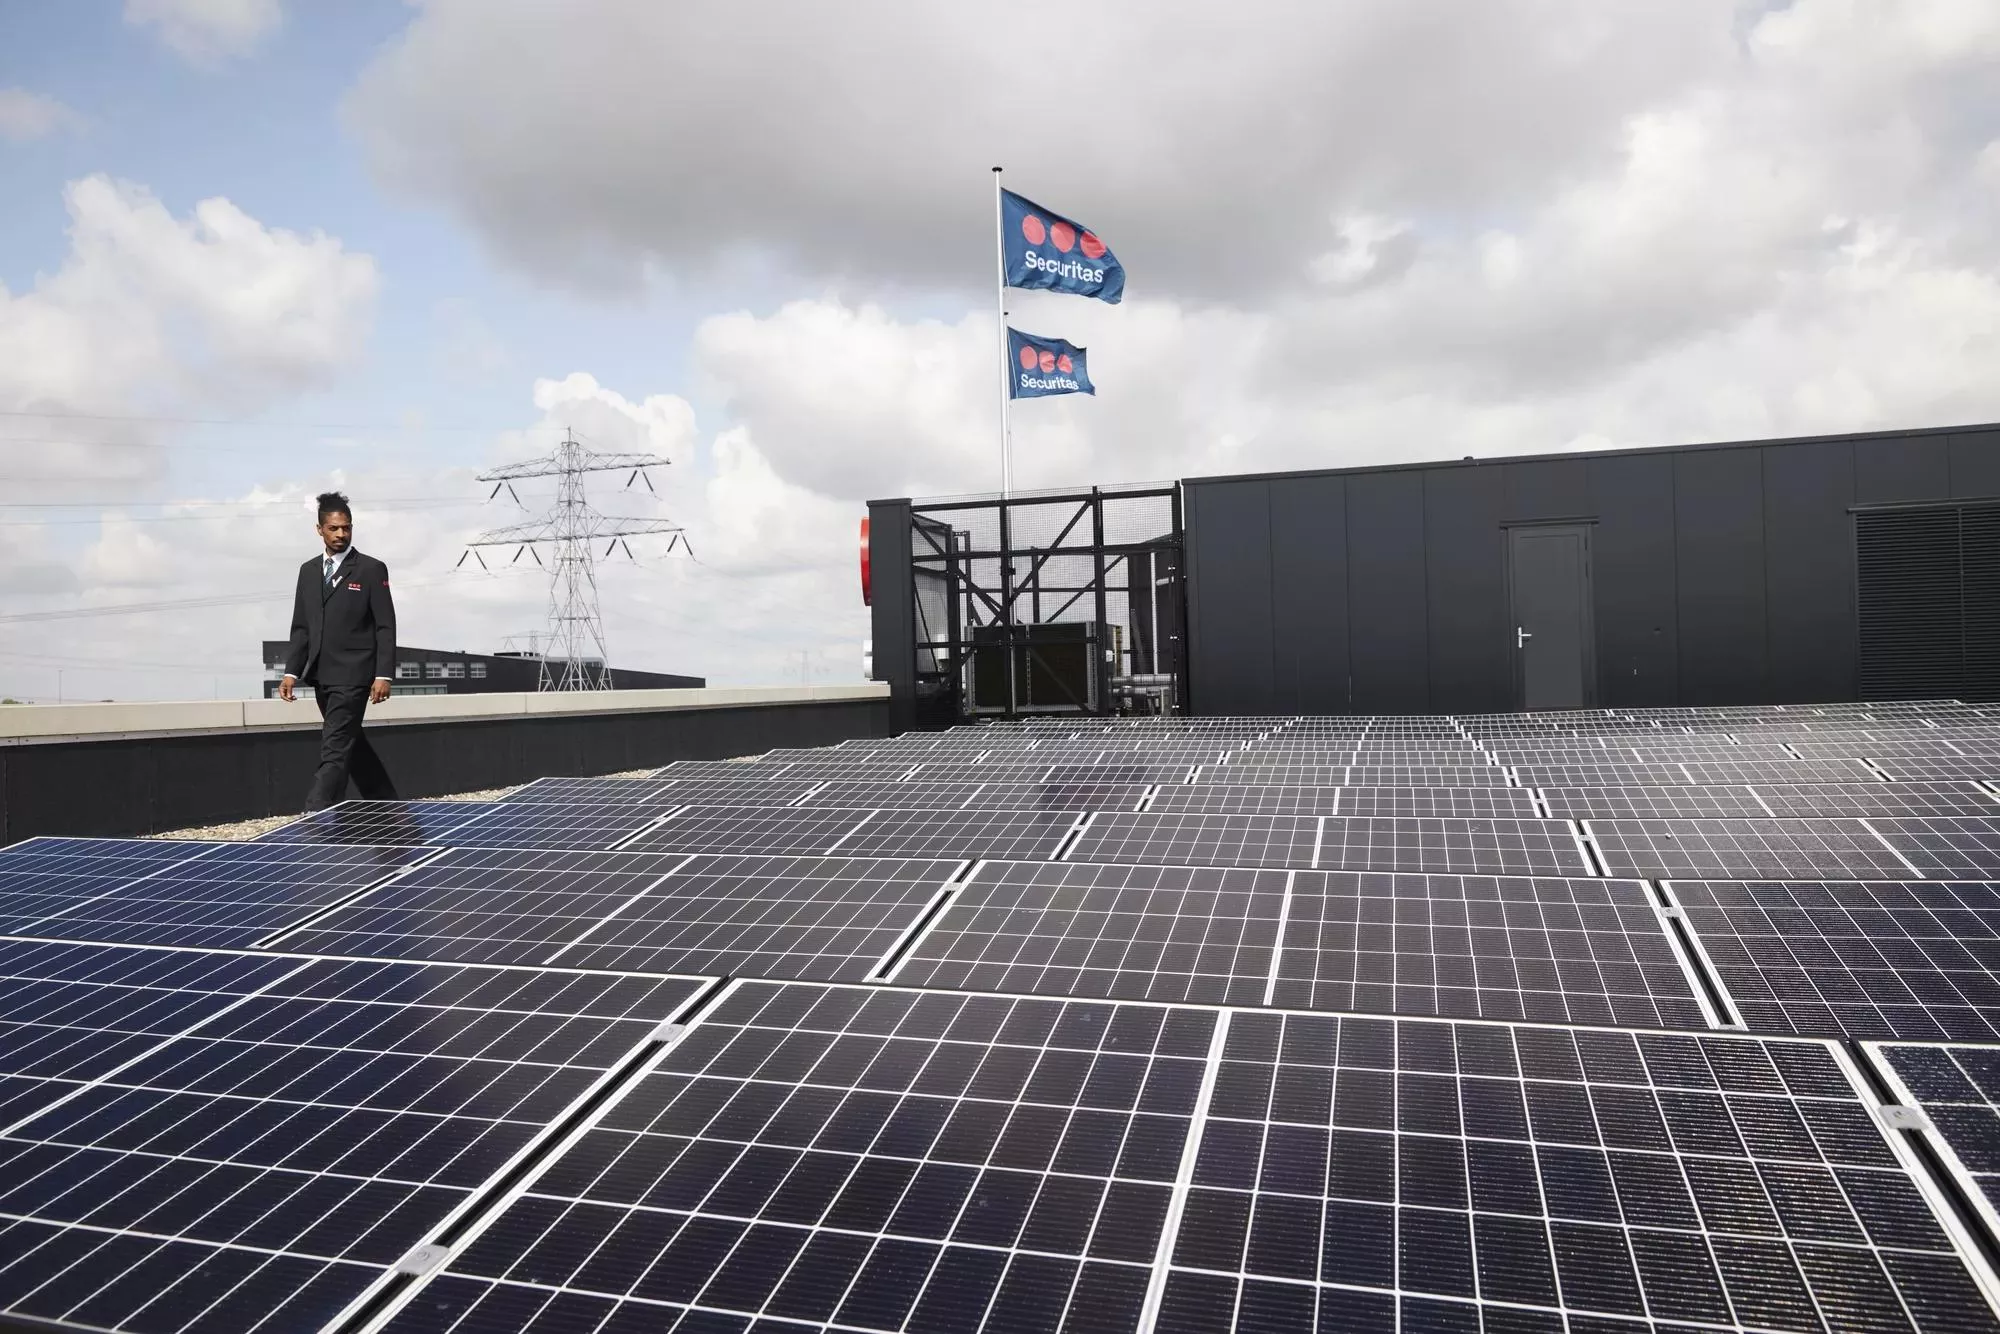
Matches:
[5,703,2000,1331]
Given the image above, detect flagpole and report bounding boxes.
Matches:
[992,166,1013,499]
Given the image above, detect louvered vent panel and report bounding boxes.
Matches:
[1962,507,2000,700]
[1856,507,1962,699]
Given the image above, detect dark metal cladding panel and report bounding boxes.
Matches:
[1345,470,1430,714]
[1423,466,1509,715]
[1586,452,1678,707]
[1762,441,1857,704]
[1951,427,2000,499]
[867,498,916,734]
[1184,479,1277,715]
[1502,456,1592,521]
[1854,431,1951,504]
[1673,447,1768,705]
[1269,474,1349,715]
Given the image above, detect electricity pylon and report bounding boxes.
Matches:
[459,428,688,691]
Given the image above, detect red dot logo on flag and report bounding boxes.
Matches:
[1019,346,1038,370]
[1079,231,1106,260]
[1057,353,1073,373]
[1020,215,1046,246]
[1038,350,1057,373]
[1049,221,1076,252]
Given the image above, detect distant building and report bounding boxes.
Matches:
[261,642,703,698]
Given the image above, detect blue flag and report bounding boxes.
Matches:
[1001,189,1124,303]
[1009,328,1094,399]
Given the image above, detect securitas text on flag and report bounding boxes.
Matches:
[1008,328,1095,399]
[1001,189,1125,304]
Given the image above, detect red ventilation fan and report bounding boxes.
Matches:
[859,516,871,606]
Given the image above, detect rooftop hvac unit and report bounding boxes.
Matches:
[967,622,1105,715]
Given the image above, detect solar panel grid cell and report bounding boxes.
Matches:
[252,800,502,846]
[619,804,875,858]
[1667,879,2000,1040]
[0,948,705,1334]
[3,840,430,951]
[892,860,1285,1005]
[382,981,1219,1334]
[1873,1041,2000,1246]
[1586,817,1921,879]
[1271,872,1706,1027]
[1159,1011,2000,1333]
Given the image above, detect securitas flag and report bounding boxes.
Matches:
[1009,328,1095,399]
[1002,189,1124,303]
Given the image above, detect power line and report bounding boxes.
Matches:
[0,409,552,431]
[0,569,514,624]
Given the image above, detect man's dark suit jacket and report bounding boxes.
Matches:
[285,550,397,686]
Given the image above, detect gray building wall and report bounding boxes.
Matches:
[1183,422,2000,715]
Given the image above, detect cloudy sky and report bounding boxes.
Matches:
[2,0,1998,702]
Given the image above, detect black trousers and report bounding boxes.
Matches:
[305,683,398,811]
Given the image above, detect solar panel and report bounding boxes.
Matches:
[437,802,683,852]
[253,800,504,846]
[1346,766,1516,789]
[1585,817,1922,879]
[1870,1041,2000,1247]
[1332,787,1541,819]
[1516,758,1878,786]
[1870,816,2000,877]
[654,777,827,808]
[887,860,1286,1005]
[0,938,304,1128]
[1536,784,1774,819]
[804,780,1151,812]
[1755,782,2000,819]
[608,804,874,858]
[502,777,677,804]
[1868,756,2000,783]
[1270,872,1709,1028]
[1068,813,1322,870]
[4,839,430,950]
[831,808,1082,862]
[0,944,707,1334]
[547,854,963,980]
[1145,786,1348,817]
[373,981,1219,1334]
[274,845,703,967]
[1157,1010,2000,1333]
[1667,879,2000,1040]
[0,837,221,899]
[1314,817,1590,876]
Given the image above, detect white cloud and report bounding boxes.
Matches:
[347,0,1734,296]
[0,175,378,492]
[0,88,80,141]
[125,0,282,65]
[343,0,2000,470]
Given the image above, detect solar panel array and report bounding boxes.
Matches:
[8,697,2000,1330]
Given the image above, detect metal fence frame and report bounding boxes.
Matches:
[906,483,1186,722]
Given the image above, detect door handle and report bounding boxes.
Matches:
[1516,627,1533,648]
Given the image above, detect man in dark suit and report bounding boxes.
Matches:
[279,492,400,810]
